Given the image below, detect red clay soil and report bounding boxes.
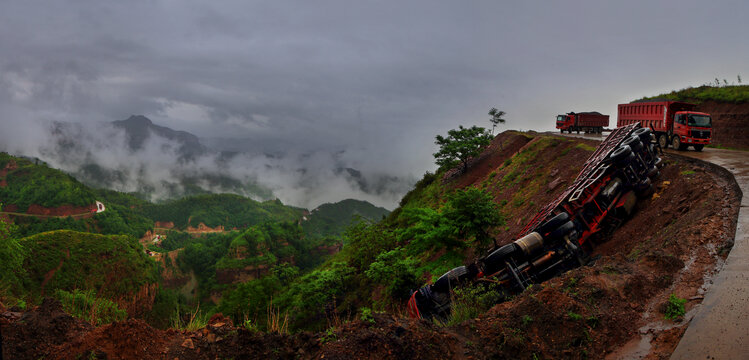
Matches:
[695,101,749,150]
[25,203,97,217]
[448,130,533,188]
[1,147,741,359]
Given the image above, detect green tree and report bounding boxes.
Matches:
[443,187,503,250]
[434,125,492,173]
[488,108,507,149]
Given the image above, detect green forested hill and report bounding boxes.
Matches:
[302,199,390,237]
[12,230,158,305]
[142,194,303,229]
[0,153,96,211]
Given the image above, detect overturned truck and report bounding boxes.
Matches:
[408,123,662,319]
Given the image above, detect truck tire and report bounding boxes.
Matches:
[622,136,643,152]
[633,128,652,143]
[693,144,704,151]
[548,221,576,240]
[483,244,520,275]
[610,145,632,163]
[658,134,668,149]
[535,212,570,235]
[560,129,564,134]
[672,137,686,151]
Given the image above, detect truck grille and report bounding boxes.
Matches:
[690,130,711,139]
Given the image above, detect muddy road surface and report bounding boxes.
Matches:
[669,148,749,360]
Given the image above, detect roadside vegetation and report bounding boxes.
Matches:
[635,83,749,104]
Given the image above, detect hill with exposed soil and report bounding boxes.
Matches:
[1,130,742,359]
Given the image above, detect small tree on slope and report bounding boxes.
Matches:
[488,107,507,149]
[434,125,492,174]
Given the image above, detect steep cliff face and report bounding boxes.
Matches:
[695,100,749,150]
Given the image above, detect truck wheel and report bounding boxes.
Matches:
[693,144,704,151]
[647,166,659,179]
[549,221,575,240]
[560,129,564,134]
[622,136,643,152]
[633,128,652,143]
[535,212,570,235]
[610,145,632,163]
[658,134,668,149]
[672,137,686,151]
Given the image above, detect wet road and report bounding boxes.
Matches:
[552,131,749,358]
[670,148,749,360]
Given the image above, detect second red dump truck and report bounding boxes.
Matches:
[617,100,712,151]
[556,112,609,134]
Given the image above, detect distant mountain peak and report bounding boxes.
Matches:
[112,115,205,158]
[123,115,153,126]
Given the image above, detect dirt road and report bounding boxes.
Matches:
[669,148,749,359]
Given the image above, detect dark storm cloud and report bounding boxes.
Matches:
[1,0,747,206]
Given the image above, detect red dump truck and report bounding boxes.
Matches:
[556,112,609,134]
[617,100,712,151]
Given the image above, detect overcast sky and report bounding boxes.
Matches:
[1,0,747,181]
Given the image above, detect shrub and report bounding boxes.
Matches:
[55,289,127,325]
[664,294,686,320]
[365,248,420,300]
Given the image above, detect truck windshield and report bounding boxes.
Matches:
[556,115,566,122]
[688,115,712,127]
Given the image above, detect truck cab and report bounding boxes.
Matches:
[556,114,573,132]
[671,111,712,151]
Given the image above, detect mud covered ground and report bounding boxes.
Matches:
[1,153,741,359]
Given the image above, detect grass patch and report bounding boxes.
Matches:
[680,170,696,175]
[575,143,596,152]
[55,289,127,325]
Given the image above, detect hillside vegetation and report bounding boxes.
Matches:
[142,194,303,229]
[0,153,96,211]
[635,84,749,104]
[302,199,390,237]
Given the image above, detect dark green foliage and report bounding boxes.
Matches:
[216,275,282,327]
[0,208,25,298]
[396,187,503,253]
[302,199,390,238]
[145,288,188,329]
[434,125,492,173]
[276,261,357,329]
[365,248,420,300]
[396,207,461,253]
[448,283,506,325]
[142,194,302,230]
[18,230,158,303]
[0,153,96,211]
[54,289,127,325]
[443,187,504,251]
[158,231,192,251]
[635,85,749,104]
